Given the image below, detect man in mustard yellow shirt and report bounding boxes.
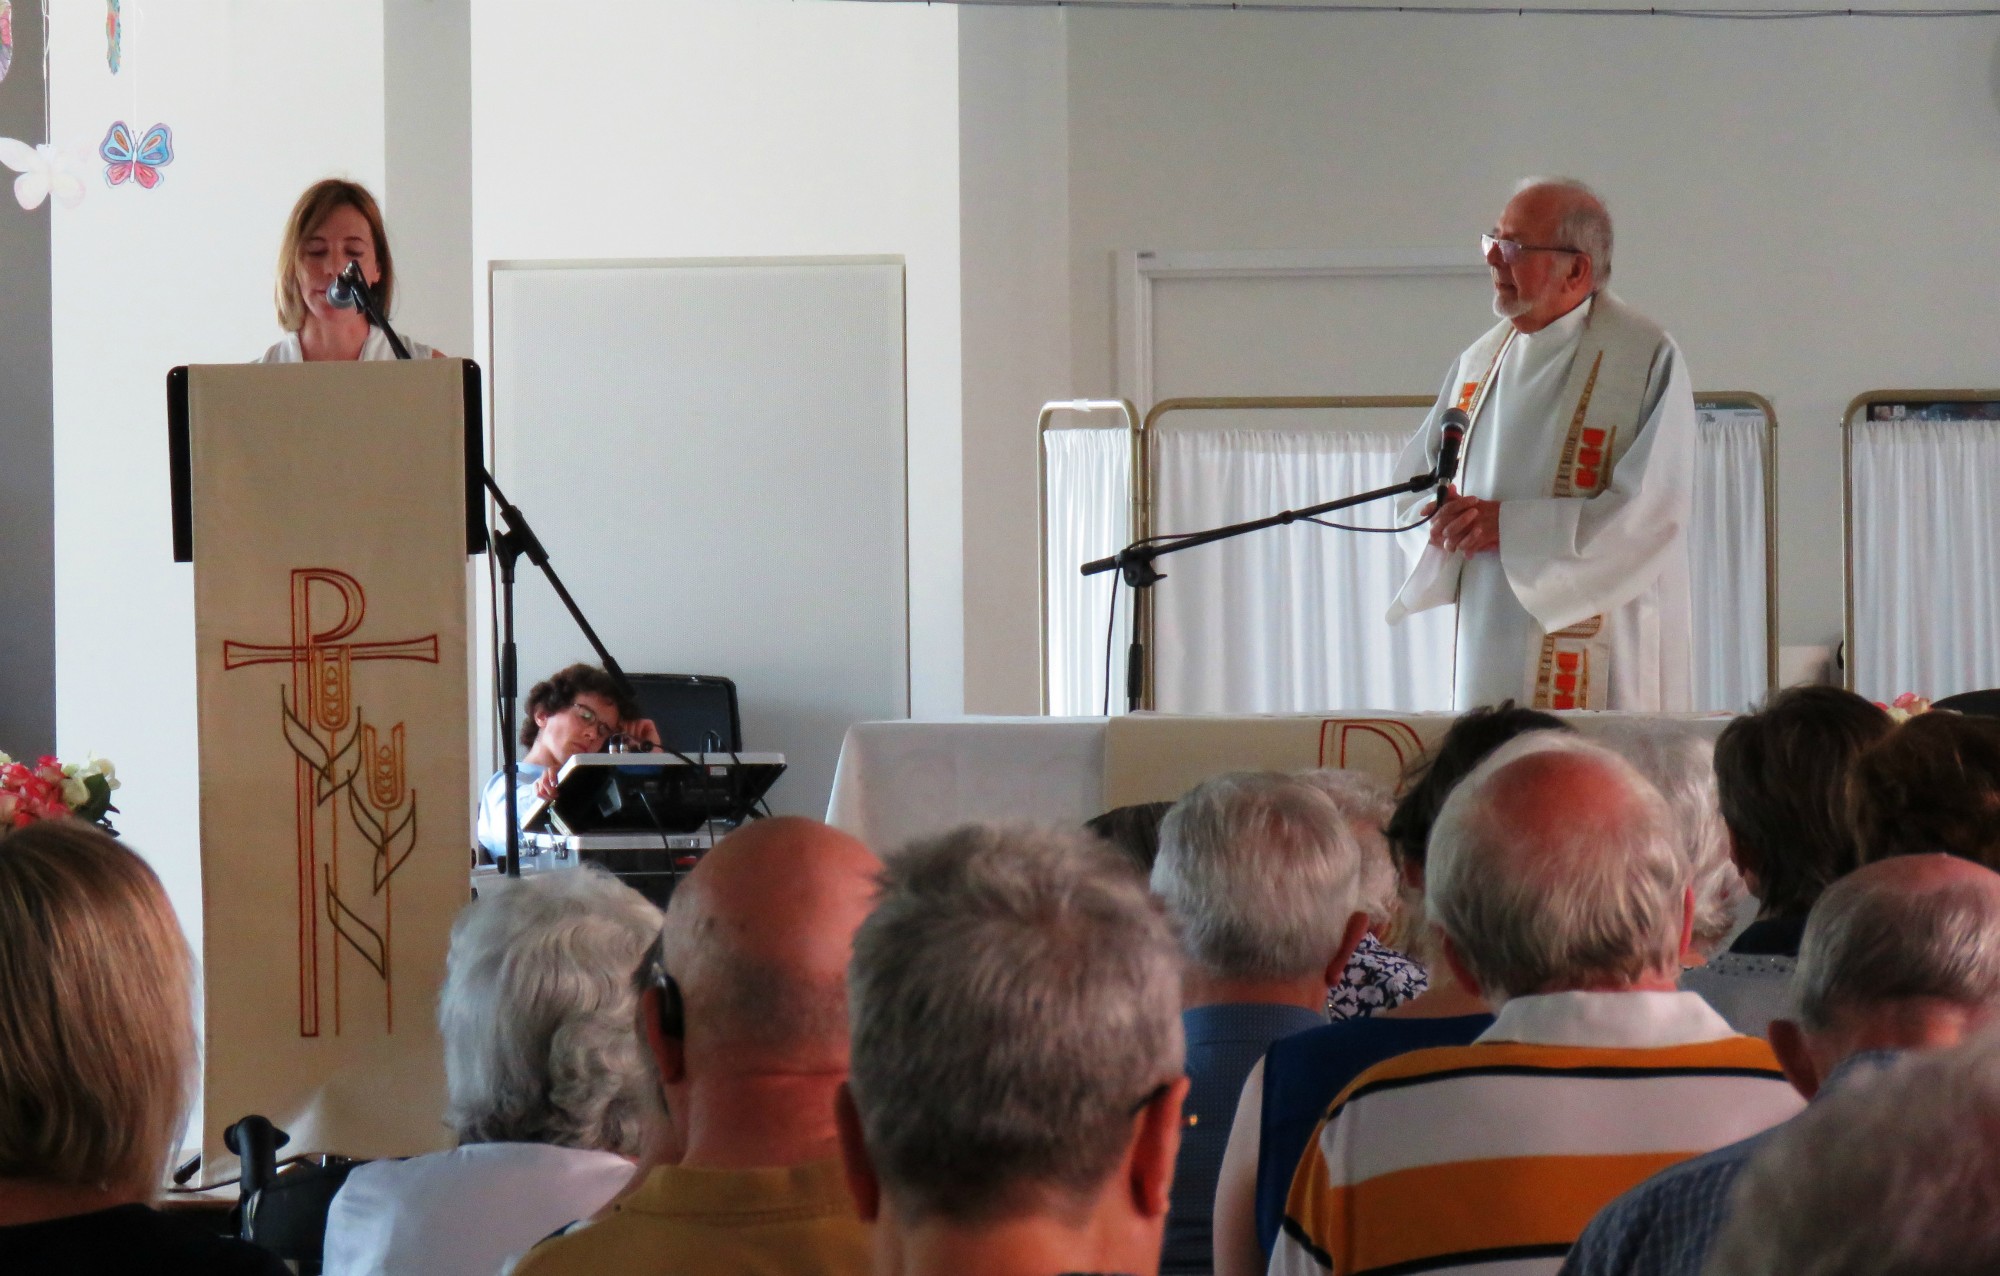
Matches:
[513,817,882,1276]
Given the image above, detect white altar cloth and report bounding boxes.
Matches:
[825,712,1728,855]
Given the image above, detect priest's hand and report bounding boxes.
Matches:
[1428,486,1502,556]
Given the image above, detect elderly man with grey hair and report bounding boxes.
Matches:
[835,825,1189,1276]
[1151,772,1372,1275]
[1385,176,1696,712]
[323,866,662,1276]
[1702,1030,2000,1276]
[1561,853,2000,1276]
[1273,734,1800,1276]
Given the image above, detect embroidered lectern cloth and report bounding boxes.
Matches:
[188,360,472,1173]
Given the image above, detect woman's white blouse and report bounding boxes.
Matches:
[258,328,439,363]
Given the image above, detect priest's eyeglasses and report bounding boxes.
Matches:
[1481,234,1585,265]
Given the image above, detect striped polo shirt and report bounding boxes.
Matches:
[1270,991,1803,1276]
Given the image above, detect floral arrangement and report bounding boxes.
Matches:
[1878,692,1934,724]
[0,752,119,832]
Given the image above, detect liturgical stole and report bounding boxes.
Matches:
[1445,292,1663,710]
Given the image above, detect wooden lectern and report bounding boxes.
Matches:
[168,359,483,1177]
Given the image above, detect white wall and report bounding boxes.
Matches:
[469,0,963,732]
[1060,13,2000,653]
[51,0,387,949]
[959,8,1071,714]
[384,0,473,358]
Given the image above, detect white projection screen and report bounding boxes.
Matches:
[489,258,909,819]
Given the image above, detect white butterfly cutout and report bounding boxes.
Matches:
[0,138,86,210]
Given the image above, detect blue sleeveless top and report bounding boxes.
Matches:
[1255,1013,1494,1255]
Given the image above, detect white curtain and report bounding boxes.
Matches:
[1044,427,1132,716]
[1849,415,2000,701]
[1690,408,1770,712]
[1151,428,1454,713]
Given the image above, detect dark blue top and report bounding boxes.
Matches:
[0,1204,288,1276]
[1254,1012,1495,1255]
[1162,1002,1326,1275]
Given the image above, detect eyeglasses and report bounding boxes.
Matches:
[569,703,618,737]
[1482,234,1585,265]
[641,947,685,1037]
[1128,1080,1174,1118]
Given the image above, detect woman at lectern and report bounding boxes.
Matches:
[475,663,661,863]
[257,178,443,363]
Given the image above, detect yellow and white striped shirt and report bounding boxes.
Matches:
[1270,992,1803,1276]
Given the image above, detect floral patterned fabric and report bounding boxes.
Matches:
[1327,934,1428,1021]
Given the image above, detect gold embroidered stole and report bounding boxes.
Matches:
[1448,294,1663,710]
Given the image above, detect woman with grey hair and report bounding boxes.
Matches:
[1593,724,1748,962]
[322,867,662,1276]
[1293,768,1429,1019]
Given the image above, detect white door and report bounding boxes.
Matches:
[490,259,908,818]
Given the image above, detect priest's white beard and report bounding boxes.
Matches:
[1492,289,1531,320]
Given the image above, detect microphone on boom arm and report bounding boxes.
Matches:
[326,260,368,311]
[1434,407,1469,495]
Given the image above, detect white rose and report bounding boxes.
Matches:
[62,775,90,807]
[85,754,119,788]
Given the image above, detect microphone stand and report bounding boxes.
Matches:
[1080,465,1445,713]
[345,267,634,879]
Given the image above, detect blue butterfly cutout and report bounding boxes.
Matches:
[101,120,172,189]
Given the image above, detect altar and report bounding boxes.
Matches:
[825,711,1731,854]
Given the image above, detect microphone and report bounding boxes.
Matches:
[1435,408,1469,490]
[326,260,366,311]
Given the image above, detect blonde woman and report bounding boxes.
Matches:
[259,178,441,363]
[0,820,287,1275]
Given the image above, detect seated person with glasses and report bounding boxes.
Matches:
[476,662,661,863]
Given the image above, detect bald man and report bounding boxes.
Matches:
[513,817,883,1276]
[1387,178,1696,711]
[1272,734,1799,1276]
[1563,853,2000,1276]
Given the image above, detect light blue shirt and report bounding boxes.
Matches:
[475,763,545,862]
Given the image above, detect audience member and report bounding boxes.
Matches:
[1085,800,1174,874]
[1213,703,1565,1276]
[1294,768,1427,1019]
[1852,709,2000,868]
[1562,853,2000,1276]
[324,867,661,1276]
[0,820,287,1276]
[1151,772,1370,1275]
[836,825,1188,1276]
[1272,734,1802,1276]
[1704,1025,2000,1276]
[513,817,882,1276]
[1596,725,1747,962]
[1682,686,1891,1034]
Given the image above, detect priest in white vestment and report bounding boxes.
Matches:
[1387,178,1695,712]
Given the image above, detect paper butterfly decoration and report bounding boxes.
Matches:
[106,0,120,74]
[0,139,87,210]
[100,121,172,189]
[1,0,14,86]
